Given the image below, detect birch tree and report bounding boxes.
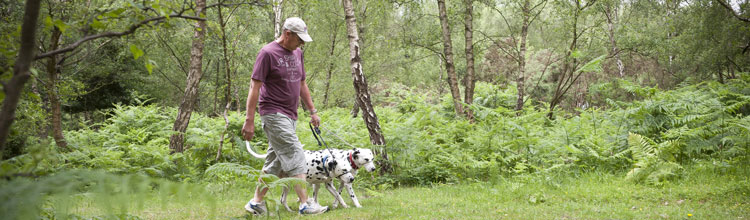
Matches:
[463,0,476,120]
[169,0,207,153]
[342,0,389,172]
[437,0,464,117]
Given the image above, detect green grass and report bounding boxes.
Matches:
[64,163,750,219]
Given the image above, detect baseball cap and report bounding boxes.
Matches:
[283,17,312,42]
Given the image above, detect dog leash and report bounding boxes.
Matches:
[314,125,361,170]
[310,122,337,176]
[310,123,359,176]
[318,126,356,149]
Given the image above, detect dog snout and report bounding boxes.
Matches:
[349,176,355,183]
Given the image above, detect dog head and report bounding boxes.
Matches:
[351,148,376,172]
[327,157,356,183]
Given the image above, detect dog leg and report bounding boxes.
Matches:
[332,181,345,208]
[344,183,362,208]
[325,182,348,209]
[311,183,320,203]
[280,186,293,212]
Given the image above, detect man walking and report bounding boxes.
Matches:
[241,17,327,215]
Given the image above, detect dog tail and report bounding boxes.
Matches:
[245,141,268,158]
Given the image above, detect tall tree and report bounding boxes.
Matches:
[323,24,339,108]
[463,0,476,120]
[44,26,67,149]
[482,0,547,113]
[548,0,600,119]
[349,0,369,118]
[169,0,207,153]
[272,0,283,38]
[215,1,237,160]
[0,0,41,153]
[342,0,389,172]
[437,0,465,117]
[600,0,624,77]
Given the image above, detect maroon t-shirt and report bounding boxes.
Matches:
[252,41,306,120]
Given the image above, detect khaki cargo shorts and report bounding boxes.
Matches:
[260,113,306,177]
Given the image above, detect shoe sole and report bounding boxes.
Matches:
[300,207,329,215]
[244,204,266,216]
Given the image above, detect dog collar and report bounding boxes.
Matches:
[348,153,359,170]
[322,155,331,176]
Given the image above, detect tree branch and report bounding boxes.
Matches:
[717,0,750,23]
[34,14,204,60]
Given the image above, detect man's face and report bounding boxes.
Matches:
[290,31,305,49]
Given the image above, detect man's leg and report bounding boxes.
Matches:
[245,172,272,215]
[252,176,270,203]
[291,173,308,204]
[295,172,328,214]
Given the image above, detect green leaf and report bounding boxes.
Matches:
[129,44,143,60]
[53,19,68,33]
[571,49,582,59]
[91,19,106,30]
[576,54,606,74]
[145,61,154,75]
[28,91,39,100]
[44,16,53,29]
[29,68,39,78]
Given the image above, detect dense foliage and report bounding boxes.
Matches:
[4,76,748,183]
[1,0,749,218]
[1,76,748,218]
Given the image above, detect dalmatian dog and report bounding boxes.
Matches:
[309,148,376,209]
[245,142,375,210]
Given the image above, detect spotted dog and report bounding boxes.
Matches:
[245,141,360,211]
[316,148,376,209]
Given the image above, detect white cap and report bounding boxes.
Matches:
[283,17,312,42]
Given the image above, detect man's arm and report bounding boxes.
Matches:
[242,79,263,140]
[300,79,321,127]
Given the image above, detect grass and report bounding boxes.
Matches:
[63,163,750,219]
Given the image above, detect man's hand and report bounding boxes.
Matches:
[242,118,255,140]
[310,113,321,127]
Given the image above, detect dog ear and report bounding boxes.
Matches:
[329,161,337,171]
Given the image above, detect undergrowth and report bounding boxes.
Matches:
[0,76,748,218]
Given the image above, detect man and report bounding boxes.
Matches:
[241,17,327,215]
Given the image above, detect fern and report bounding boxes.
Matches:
[626,133,683,186]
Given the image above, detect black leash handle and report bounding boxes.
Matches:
[309,122,335,158]
[309,122,323,146]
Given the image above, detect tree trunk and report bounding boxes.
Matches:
[548,1,589,119]
[343,0,389,172]
[169,0,207,154]
[273,0,283,38]
[603,3,624,77]
[45,27,68,149]
[515,0,530,114]
[323,26,338,108]
[0,0,41,152]
[216,102,231,161]
[350,98,359,118]
[218,4,232,112]
[437,0,464,117]
[463,0,475,121]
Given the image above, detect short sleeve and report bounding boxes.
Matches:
[251,49,270,82]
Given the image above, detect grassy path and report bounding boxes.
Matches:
[72,164,749,219]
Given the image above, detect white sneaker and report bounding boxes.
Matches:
[244,200,267,215]
[299,200,328,215]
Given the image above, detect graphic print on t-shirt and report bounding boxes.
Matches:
[277,55,303,83]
